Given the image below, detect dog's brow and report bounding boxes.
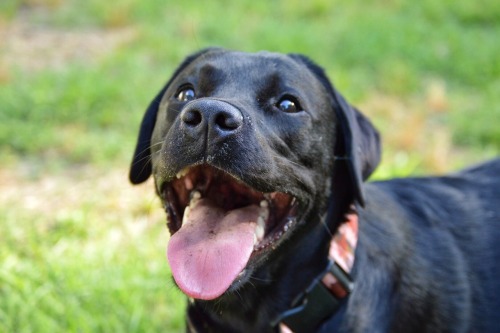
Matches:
[257,73,282,100]
[198,63,225,93]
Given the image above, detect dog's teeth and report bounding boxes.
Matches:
[255,219,265,240]
[258,215,266,228]
[175,168,193,190]
[190,190,201,201]
[175,167,190,179]
[181,191,202,227]
[254,233,259,245]
[189,191,201,208]
[255,203,268,242]
[182,206,192,225]
[259,204,269,220]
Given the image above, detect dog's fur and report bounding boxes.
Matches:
[130,48,500,333]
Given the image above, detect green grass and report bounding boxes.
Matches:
[0,170,186,332]
[1,226,185,332]
[0,0,499,332]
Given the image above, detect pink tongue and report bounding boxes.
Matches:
[167,198,259,300]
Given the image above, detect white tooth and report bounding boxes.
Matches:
[181,191,202,227]
[176,167,190,179]
[259,206,269,221]
[191,191,201,201]
[256,217,265,240]
[260,200,268,208]
[188,190,201,210]
[182,206,191,225]
[256,204,268,242]
[254,233,258,245]
[257,215,266,228]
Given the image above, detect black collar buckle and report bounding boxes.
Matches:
[271,260,354,333]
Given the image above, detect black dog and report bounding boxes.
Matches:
[130,48,500,333]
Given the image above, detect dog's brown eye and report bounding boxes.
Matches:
[277,97,301,113]
[176,87,196,102]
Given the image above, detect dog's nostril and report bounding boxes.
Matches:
[182,110,202,126]
[180,102,243,136]
[215,112,243,131]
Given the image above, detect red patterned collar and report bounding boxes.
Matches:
[322,207,358,297]
[278,207,359,333]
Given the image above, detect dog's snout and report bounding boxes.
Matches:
[180,100,243,140]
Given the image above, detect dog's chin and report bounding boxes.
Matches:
[159,164,303,300]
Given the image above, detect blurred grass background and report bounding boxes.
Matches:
[0,0,498,332]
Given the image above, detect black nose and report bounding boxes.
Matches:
[180,99,244,140]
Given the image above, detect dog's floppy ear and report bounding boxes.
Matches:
[129,48,216,184]
[331,90,381,205]
[288,54,381,205]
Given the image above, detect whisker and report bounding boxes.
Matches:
[131,141,163,167]
[249,275,274,283]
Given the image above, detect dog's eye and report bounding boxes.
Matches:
[277,97,302,113]
[176,87,196,102]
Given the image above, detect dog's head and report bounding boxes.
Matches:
[130,49,380,301]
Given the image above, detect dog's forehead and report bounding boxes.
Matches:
[183,50,320,87]
[204,50,298,70]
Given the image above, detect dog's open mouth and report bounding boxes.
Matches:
[161,165,299,300]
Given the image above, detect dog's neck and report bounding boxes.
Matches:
[277,207,358,333]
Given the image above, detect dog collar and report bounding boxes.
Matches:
[274,208,358,333]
